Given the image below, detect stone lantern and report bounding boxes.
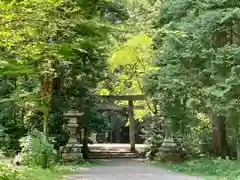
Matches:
[161,118,177,149]
[61,110,83,161]
[66,113,79,144]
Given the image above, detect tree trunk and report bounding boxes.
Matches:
[237,138,240,161]
[82,127,89,159]
[116,118,120,143]
[40,71,53,142]
[232,114,240,161]
[43,113,49,142]
[42,109,50,169]
[232,19,240,161]
[211,114,228,158]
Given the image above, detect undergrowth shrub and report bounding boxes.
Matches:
[0,163,67,180]
[162,157,240,179]
[141,113,213,160]
[174,113,212,156]
[19,130,57,168]
[0,125,14,157]
[0,125,7,150]
[141,115,164,160]
[0,163,20,180]
[0,123,26,157]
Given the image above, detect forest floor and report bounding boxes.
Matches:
[66,158,203,180]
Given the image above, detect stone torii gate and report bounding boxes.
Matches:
[99,95,145,152]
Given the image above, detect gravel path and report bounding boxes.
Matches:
[66,159,203,180]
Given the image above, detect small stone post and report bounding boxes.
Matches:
[156,117,185,162]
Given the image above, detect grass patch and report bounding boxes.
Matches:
[153,157,240,180]
[20,161,98,179]
[0,161,95,180]
[18,166,68,180]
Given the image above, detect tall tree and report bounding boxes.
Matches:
[97,0,160,117]
[144,0,240,158]
[0,0,111,145]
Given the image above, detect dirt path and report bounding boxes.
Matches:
[66,159,203,180]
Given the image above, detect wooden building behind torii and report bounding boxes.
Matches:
[98,95,145,152]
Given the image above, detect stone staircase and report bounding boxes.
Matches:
[88,144,145,159]
[61,144,146,160]
[89,152,140,159]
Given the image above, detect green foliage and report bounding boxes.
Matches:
[143,0,240,158]
[176,113,212,155]
[141,115,164,159]
[0,163,73,180]
[0,122,26,155]
[0,0,112,157]
[149,0,240,114]
[158,157,240,179]
[0,125,8,151]
[18,166,68,180]
[97,0,161,119]
[0,164,20,180]
[98,33,154,119]
[19,130,57,168]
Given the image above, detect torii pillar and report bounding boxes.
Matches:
[128,100,135,152]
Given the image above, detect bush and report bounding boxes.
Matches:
[19,166,68,180]
[0,124,26,157]
[0,125,8,150]
[0,163,69,180]
[0,163,20,180]
[174,113,212,156]
[141,115,164,160]
[159,157,240,179]
[19,130,57,168]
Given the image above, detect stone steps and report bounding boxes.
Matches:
[89,147,131,152]
[88,144,146,152]
[88,152,140,159]
[88,145,141,159]
[61,144,145,160]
